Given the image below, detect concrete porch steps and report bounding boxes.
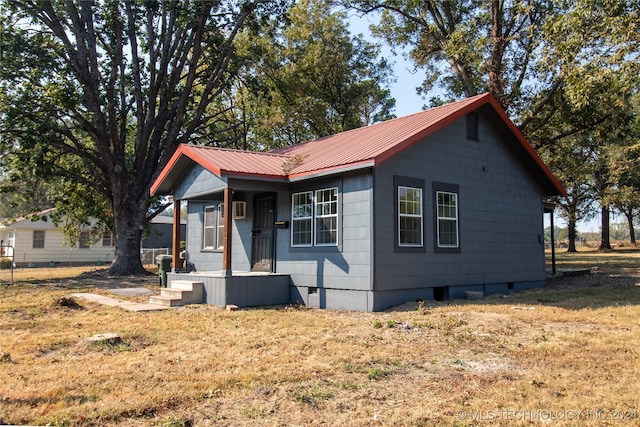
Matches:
[149,280,204,307]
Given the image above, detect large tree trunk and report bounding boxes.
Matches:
[108,184,150,276]
[599,205,613,251]
[111,218,147,276]
[625,211,637,248]
[567,218,578,252]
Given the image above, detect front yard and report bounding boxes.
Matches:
[1,251,640,426]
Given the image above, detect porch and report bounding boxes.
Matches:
[166,271,291,308]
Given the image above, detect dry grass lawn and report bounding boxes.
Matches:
[1,252,640,426]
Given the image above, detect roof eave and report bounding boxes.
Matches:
[221,170,288,182]
[151,146,224,196]
[288,160,375,182]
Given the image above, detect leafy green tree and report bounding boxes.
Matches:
[541,132,596,252]
[610,182,640,247]
[0,175,53,221]
[0,0,286,275]
[237,0,396,148]
[340,0,561,116]
[531,72,638,251]
[610,100,640,247]
[586,107,637,251]
[341,0,638,120]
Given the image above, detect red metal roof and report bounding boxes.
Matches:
[150,93,565,196]
[178,146,289,178]
[150,146,290,195]
[273,93,488,178]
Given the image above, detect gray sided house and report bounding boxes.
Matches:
[142,215,187,249]
[150,94,565,312]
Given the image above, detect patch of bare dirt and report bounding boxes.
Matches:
[48,270,158,289]
[547,268,640,289]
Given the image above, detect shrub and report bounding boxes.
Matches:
[0,258,12,269]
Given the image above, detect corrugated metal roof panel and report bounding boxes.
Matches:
[186,146,289,177]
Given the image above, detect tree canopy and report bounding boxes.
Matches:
[210,0,396,149]
[0,0,399,273]
[0,0,288,274]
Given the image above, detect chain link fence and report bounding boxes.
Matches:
[140,247,169,265]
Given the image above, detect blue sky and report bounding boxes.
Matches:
[346,13,427,118]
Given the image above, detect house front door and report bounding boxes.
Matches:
[251,194,275,272]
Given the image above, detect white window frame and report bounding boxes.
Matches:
[33,230,45,249]
[291,191,313,247]
[7,231,15,248]
[291,187,339,247]
[217,203,225,250]
[78,231,91,249]
[202,205,218,251]
[102,233,114,247]
[314,188,338,246]
[398,186,423,247]
[3,232,15,256]
[232,201,246,219]
[436,191,459,248]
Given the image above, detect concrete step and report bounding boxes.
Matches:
[160,288,186,299]
[149,295,184,307]
[148,280,205,307]
[168,280,204,304]
[170,280,204,291]
[159,288,202,305]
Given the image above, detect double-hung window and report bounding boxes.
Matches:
[436,191,459,248]
[315,188,338,245]
[394,176,425,251]
[292,192,313,246]
[291,187,338,247]
[203,204,224,250]
[398,186,423,247]
[33,230,45,249]
[79,231,91,249]
[217,204,225,249]
[102,233,114,247]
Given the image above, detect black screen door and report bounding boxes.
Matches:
[251,194,275,272]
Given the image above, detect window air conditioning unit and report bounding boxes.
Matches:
[233,201,246,219]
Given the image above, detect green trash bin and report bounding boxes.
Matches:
[156,254,172,287]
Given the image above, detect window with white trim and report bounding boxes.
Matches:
[217,204,225,250]
[398,186,423,247]
[437,191,458,248]
[33,230,45,249]
[315,188,338,246]
[102,233,114,247]
[291,187,338,247]
[79,231,91,249]
[292,192,313,246]
[394,176,425,252]
[203,204,224,250]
